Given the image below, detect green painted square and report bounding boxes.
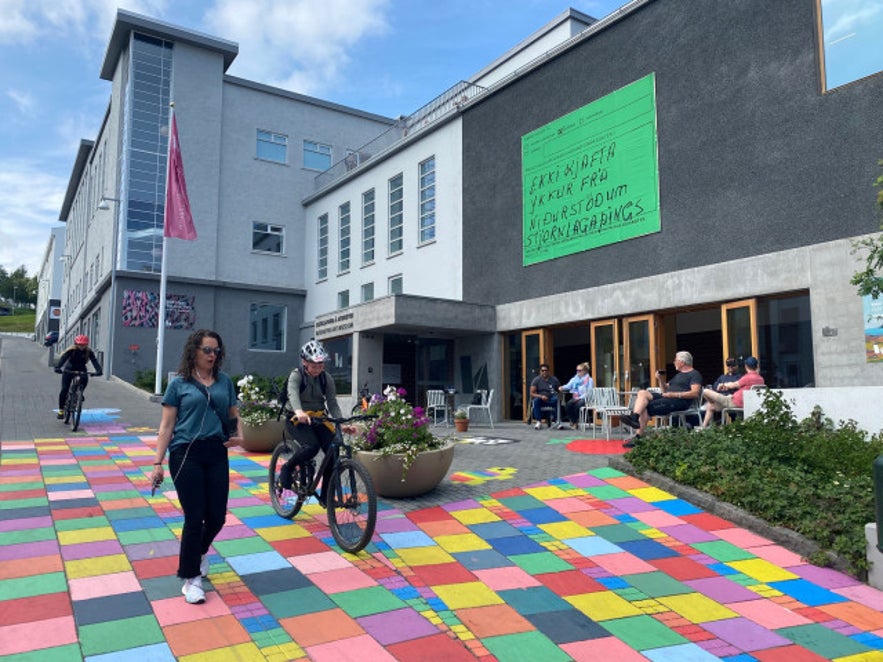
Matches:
[498,586,570,615]
[440,612,460,625]
[212,536,274,556]
[78,614,163,656]
[1,572,68,600]
[592,524,647,543]
[601,614,688,650]
[118,528,176,545]
[613,587,648,601]
[730,574,760,587]
[106,507,156,520]
[0,497,47,510]
[43,467,82,476]
[589,467,626,479]
[586,485,631,500]
[252,628,291,648]
[263,586,336,619]
[0,527,56,545]
[510,551,573,574]
[483,630,571,662]
[330,585,407,618]
[56,516,110,531]
[0,480,42,492]
[776,623,873,658]
[229,505,270,518]
[95,490,141,502]
[497,494,545,511]
[3,643,84,661]
[625,572,692,598]
[692,540,756,562]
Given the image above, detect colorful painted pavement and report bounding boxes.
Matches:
[2,430,883,661]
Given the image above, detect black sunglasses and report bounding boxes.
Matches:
[200,346,222,356]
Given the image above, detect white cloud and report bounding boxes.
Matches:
[7,89,35,114]
[204,0,391,96]
[823,0,883,41]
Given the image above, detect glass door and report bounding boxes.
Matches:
[590,320,619,389]
[722,299,757,368]
[521,329,551,422]
[623,314,657,392]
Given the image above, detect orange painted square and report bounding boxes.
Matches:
[164,615,251,657]
[0,555,63,580]
[455,603,534,638]
[131,554,179,579]
[649,557,719,581]
[280,608,365,647]
[52,505,105,520]
[681,513,737,531]
[819,601,883,630]
[607,476,649,490]
[534,569,606,596]
[418,519,471,537]
[566,510,619,528]
[410,563,478,587]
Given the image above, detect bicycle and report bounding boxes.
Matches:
[350,382,371,415]
[59,369,99,432]
[269,414,378,553]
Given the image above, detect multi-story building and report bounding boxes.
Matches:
[34,227,66,361]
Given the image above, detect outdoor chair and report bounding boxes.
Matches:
[426,389,447,426]
[466,388,494,428]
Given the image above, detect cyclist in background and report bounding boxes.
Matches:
[54,334,102,419]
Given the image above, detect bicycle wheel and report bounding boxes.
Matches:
[70,387,83,431]
[327,458,376,553]
[269,441,305,518]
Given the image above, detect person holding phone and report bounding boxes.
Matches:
[151,329,243,604]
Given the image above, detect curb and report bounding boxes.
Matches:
[608,456,856,578]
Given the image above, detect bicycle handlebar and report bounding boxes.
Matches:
[310,413,377,426]
[57,369,101,376]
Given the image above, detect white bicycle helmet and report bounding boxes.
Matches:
[300,339,328,362]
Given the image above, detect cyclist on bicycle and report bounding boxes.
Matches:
[54,334,102,419]
[279,339,356,503]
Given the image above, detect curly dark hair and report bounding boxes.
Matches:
[177,329,225,380]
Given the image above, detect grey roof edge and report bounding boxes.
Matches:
[223,75,396,125]
[100,8,239,81]
[59,139,95,221]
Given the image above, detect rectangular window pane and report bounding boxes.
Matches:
[338,290,350,309]
[388,274,402,295]
[339,201,351,273]
[362,188,375,265]
[257,130,288,164]
[389,173,403,255]
[419,156,436,243]
[317,213,328,280]
[249,303,286,350]
[252,222,284,253]
[361,282,374,302]
[304,140,332,171]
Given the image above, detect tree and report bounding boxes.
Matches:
[851,160,883,299]
[0,265,38,307]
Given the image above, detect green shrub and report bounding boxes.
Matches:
[133,369,167,394]
[626,389,881,577]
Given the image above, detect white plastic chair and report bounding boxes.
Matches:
[426,389,447,426]
[466,389,494,428]
[591,387,631,440]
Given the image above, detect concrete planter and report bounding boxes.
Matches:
[239,420,285,453]
[354,440,455,498]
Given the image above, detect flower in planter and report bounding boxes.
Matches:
[236,374,282,426]
[353,385,448,479]
[454,408,469,420]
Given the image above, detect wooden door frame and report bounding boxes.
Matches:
[721,299,758,367]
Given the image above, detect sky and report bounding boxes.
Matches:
[0,0,880,277]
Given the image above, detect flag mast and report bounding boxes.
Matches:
[154,102,174,396]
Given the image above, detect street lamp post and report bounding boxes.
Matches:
[97,195,122,380]
[12,285,16,315]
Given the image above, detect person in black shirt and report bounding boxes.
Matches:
[54,334,102,418]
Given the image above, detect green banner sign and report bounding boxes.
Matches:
[522,73,660,266]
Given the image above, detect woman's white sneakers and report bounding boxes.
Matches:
[182,576,205,604]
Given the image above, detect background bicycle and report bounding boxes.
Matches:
[59,369,98,432]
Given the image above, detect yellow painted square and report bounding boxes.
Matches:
[657,593,739,623]
[65,554,131,579]
[524,485,570,501]
[565,591,644,621]
[434,533,492,553]
[538,521,593,540]
[179,642,263,662]
[627,486,676,502]
[640,528,667,539]
[44,475,86,485]
[450,508,502,525]
[256,524,311,541]
[835,652,883,662]
[58,526,117,545]
[395,546,456,566]
[728,558,799,583]
[433,582,504,609]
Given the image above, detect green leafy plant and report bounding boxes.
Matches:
[352,386,447,479]
[454,408,469,420]
[625,389,883,578]
[850,158,883,299]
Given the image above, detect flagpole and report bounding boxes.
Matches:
[154,102,174,396]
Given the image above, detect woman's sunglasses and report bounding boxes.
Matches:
[200,346,222,356]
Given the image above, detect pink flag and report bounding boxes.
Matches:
[164,115,197,240]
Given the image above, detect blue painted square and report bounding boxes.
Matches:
[618,538,680,560]
[564,535,623,557]
[597,576,630,589]
[469,521,522,539]
[240,567,313,595]
[392,586,421,600]
[654,499,702,516]
[614,513,638,523]
[451,549,514,570]
[767,578,848,606]
[226,551,292,576]
[489,535,546,556]
[644,642,721,661]
[240,514,295,529]
[518,507,567,525]
[526,609,608,643]
[111,516,166,532]
[380,530,436,549]
[426,597,447,611]
[707,562,738,575]
[721,654,758,662]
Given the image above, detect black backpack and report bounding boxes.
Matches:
[277,369,327,410]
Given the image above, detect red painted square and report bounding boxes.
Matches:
[650,556,719,580]
[535,569,606,595]
[131,555,179,579]
[681,512,737,531]
[753,644,829,661]
[387,632,476,661]
[272,536,329,557]
[410,562,478,586]
[408,506,456,524]
[0,593,72,626]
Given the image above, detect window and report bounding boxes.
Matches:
[249,303,286,350]
[338,290,350,309]
[304,140,332,171]
[323,336,353,394]
[338,202,351,273]
[388,173,403,255]
[819,0,883,91]
[252,222,284,254]
[317,213,328,280]
[362,188,375,265]
[257,130,287,164]
[419,156,436,243]
[388,274,403,295]
[361,282,374,302]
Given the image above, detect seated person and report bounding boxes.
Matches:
[700,357,743,424]
[701,356,764,428]
[530,363,560,429]
[620,351,702,447]
[560,362,593,429]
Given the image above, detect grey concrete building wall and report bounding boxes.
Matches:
[460,0,883,304]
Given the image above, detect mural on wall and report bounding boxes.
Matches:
[122,289,196,329]
[521,73,661,266]
[863,294,883,363]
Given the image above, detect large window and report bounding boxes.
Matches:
[317,213,328,280]
[338,290,350,309]
[388,173,404,255]
[361,282,374,302]
[338,202,351,274]
[257,130,288,163]
[362,188,375,265]
[818,0,883,91]
[249,303,286,350]
[419,156,436,244]
[252,222,284,254]
[323,336,352,394]
[304,140,332,171]
[388,274,403,295]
